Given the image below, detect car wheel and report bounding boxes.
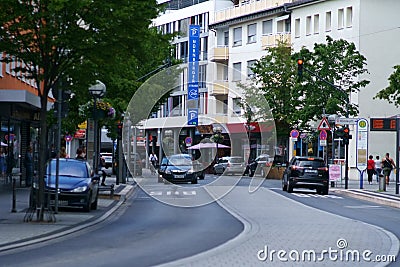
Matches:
[91,195,98,210]
[198,173,204,180]
[282,179,287,191]
[191,177,198,184]
[83,192,92,212]
[322,186,329,195]
[287,181,293,193]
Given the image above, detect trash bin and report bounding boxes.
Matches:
[379,174,386,191]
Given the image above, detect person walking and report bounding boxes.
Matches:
[374,155,382,183]
[99,155,108,186]
[0,147,7,182]
[366,155,375,185]
[24,146,34,187]
[149,153,158,174]
[382,153,396,185]
[60,146,69,158]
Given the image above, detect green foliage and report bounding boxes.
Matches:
[375,65,400,106]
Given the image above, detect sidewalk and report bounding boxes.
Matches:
[330,177,400,209]
[0,175,135,252]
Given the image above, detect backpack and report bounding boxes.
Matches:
[383,158,392,169]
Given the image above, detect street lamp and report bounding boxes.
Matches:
[213,126,223,163]
[89,80,106,174]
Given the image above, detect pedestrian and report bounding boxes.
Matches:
[0,147,7,181]
[75,148,85,160]
[24,146,34,187]
[366,155,375,185]
[100,155,107,186]
[382,153,396,185]
[60,146,69,158]
[149,152,158,174]
[374,155,382,183]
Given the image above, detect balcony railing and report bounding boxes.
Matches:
[215,0,293,24]
[211,80,229,95]
[209,46,229,63]
[261,33,291,49]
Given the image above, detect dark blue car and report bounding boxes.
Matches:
[30,159,100,212]
[158,154,202,184]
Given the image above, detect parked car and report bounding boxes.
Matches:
[282,156,329,195]
[247,154,273,177]
[158,154,202,184]
[213,156,245,175]
[100,152,113,169]
[30,158,100,212]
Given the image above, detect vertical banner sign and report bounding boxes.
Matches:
[188,25,200,126]
[356,118,368,171]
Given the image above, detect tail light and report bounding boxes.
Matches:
[227,163,231,167]
[265,162,272,167]
[291,165,303,171]
[317,167,328,171]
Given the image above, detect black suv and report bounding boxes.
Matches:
[282,156,329,194]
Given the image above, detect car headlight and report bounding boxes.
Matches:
[71,186,88,193]
[188,169,194,174]
[165,169,172,174]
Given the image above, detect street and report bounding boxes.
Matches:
[0,172,398,266]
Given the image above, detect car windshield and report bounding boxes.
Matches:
[46,161,88,178]
[229,158,243,163]
[165,155,192,166]
[296,159,325,168]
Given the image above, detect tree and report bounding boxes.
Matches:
[0,0,170,221]
[375,65,400,106]
[243,37,369,143]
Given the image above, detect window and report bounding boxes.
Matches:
[295,18,300,38]
[233,27,242,46]
[233,62,242,81]
[346,6,353,28]
[201,36,208,60]
[199,64,207,88]
[325,11,332,31]
[306,16,311,35]
[314,14,319,34]
[233,98,242,115]
[180,41,188,62]
[262,20,273,35]
[247,24,257,43]
[223,65,228,81]
[247,60,256,78]
[338,8,344,29]
[224,31,229,46]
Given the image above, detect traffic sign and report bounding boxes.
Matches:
[335,117,358,125]
[317,117,331,131]
[319,130,327,140]
[290,129,299,138]
[185,137,192,145]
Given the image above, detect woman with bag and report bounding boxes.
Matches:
[382,153,396,185]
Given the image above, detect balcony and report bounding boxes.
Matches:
[210,46,229,63]
[210,81,229,96]
[261,33,291,49]
[215,0,293,24]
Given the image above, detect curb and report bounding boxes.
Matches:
[331,188,400,209]
[0,184,137,253]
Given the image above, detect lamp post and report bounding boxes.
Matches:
[213,126,223,163]
[89,80,106,174]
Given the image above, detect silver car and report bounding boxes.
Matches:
[213,156,245,175]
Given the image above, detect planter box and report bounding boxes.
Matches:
[266,167,285,179]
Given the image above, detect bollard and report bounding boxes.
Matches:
[378,174,386,191]
[11,177,16,212]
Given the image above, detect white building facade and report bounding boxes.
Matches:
[146,0,400,165]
